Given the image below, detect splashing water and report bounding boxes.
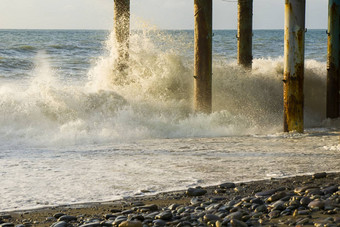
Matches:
[0,29,337,147]
[0,28,339,212]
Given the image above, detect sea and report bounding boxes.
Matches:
[0,29,339,212]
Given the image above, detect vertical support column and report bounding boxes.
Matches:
[194,0,213,113]
[114,0,130,72]
[326,0,340,118]
[237,0,253,68]
[283,0,306,133]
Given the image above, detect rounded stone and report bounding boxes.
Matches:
[118,221,143,227]
[186,188,207,197]
[308,200,325,209]
[58,215,77,223]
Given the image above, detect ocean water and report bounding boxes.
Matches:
[0,29,339,211]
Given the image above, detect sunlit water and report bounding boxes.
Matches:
[0,29,339,211]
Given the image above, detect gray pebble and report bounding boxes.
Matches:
[186,188,207,197]
[58,215,77,222]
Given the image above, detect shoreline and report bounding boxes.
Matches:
[3,171,340,214]
[1,172,339,226]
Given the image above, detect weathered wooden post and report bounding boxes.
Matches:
[237,0,253,68]
[283,0,306,133]
[114,0,130,72]
[326,0,340,118]
[194,0,213,113]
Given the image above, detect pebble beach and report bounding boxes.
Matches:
[1,172,339,227]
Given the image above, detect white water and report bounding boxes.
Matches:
[0,29,339,211]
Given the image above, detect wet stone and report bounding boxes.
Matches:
[219,183,236,189]
[297,210,310,215]
[255,189,277,197]
[250,197,264,205]
[271,200,285,211]
[300,197,312,206]
[139,204,158,212]
[203,214,220,222]
[268,210,281,219]
[168,204,179,211]
[53,213,66,219]
[155,211,172,221]
[254,204,267,213]
[296,218,310,225]
[0,216,11,220]
[230,219,248,227]
[267,191,286,202]
[79,222,101,227]
[190,198,203,206]
[176,221,192,227]
[186,188,207,197]
[58,215,77,223]
[313,172,327,179]
[118,221,143,227]
[322,186,338,195]
[0,223,14,227]
[152,219,166,226]
[226,211,243,221]
[50,221,70,227]
[308,200,325,209]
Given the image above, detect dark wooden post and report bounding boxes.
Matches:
[114,0,130,72]
[326,0,340,118]
[283,0,306,133]
[194,0,213,113]
[237,0,253,68]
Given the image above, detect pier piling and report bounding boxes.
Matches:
[326,0,340,118]
[283,0,306,133]
[237,0,253,68]
[194,0,213,113]
[114,0,130,72]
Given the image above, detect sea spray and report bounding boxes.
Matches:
[0,29,336,147]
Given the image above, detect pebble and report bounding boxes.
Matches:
[312,172,327,179]
[308,200,325,209]
[186,188,207,196]
[230,219,248,227]
[118,221,143,227]
[255,189,277,197]
[219,183,236,189]
[267,191,286,202]
[203,214,220,222]
[53,213,66,219]
[58,215,77,222]
[79,222,101,227]
[155,211,172,221]
[0,223,14,227]
[0,216,11,220]
[50,221,69,227]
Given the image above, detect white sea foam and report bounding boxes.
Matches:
[0,29,339,211]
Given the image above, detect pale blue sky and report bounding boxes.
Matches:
[0,0,328,30]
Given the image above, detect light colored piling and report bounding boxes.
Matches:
[194,0,213,113]
[114,0,130,72]
[283,0,306,133]
[326,0,340,118]
[237,0,253,68]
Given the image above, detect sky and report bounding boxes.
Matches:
[0,0,329,30]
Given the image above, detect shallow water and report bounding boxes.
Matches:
[0,29,339,211]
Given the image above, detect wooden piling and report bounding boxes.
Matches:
[283,0,306,133]
[114,0,130,72]
[326,0,340,118]
[194,0,213,113]
[237,0,253,68]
